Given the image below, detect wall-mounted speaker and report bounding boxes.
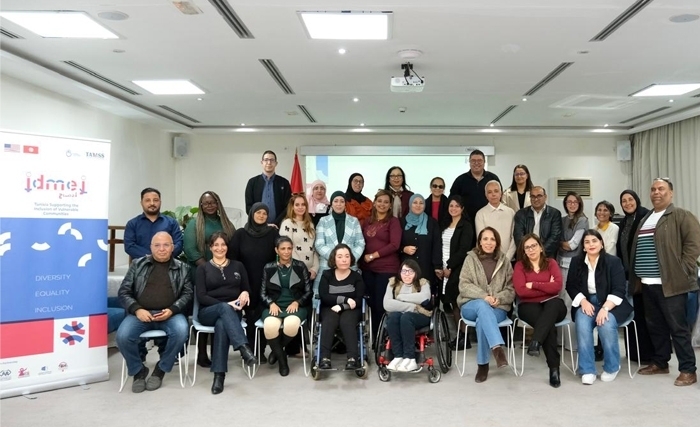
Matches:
[173,135,190,158]
[616,140,631,162]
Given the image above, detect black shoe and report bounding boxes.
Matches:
[449,334,471,351]
[319,358,332,369]
[211,373,225,394]
[131,366,149,393]
[278,354,289,377]
[268,352,278,365]
[345,357,359,370]
[549,367,561,388]
[594,346,604,362]
[527,340,541,357]
[238,345,256,367]
[197,354,212,368]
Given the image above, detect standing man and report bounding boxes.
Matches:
[513,186,562,259]
[449,149,501,226]
[630,178,700,386]
[124,188,183,259]
[245,150,292,226]
[475,180,516,261]
[116,232,192,393]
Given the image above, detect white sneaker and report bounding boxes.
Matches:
[601,369,619,382]
[398,358,418,372]
[387,357,404,371]
[581,373,597,385]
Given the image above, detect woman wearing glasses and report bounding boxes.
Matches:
[384,166,414,219]
[229,203,279,362]
[502,164,534,212]
[345,173,373,224]
[427,177,449,226]
[196,232,256,394]
[184,190,237,367]
[514,234,567,388]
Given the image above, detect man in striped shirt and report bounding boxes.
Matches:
[630,178,700,387]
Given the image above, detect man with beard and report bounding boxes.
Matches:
[124,187,183,259]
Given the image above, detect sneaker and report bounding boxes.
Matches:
[131,366,149,393]
[601,369,619,382]
[387,357,404,371]
[581,373,597,385]
[146,364,165,391]
[398,358,418,372]
[319,358,331,370]
[345,358,359,370]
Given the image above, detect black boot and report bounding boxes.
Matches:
[549,367,561,388]
[197,336,211,368]
[237,344,256,367]
[268,336,289,377]
[211,372,225,395]
[527,340,541,357]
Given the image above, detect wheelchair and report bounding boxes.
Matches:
[374,307,452,383]
[309,297,372,380]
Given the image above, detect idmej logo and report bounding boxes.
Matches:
[85,152,105,159]
[25,173,87,197]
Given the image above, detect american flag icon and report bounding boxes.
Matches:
[3,143,20,153]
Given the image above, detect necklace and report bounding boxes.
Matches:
[278,263,292,277]
[210,259,229,280]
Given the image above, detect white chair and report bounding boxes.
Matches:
[456,316,515,377]
[118,330,185,392]
[253,318,309,378]
[185,295,251,385]
[618,313,640,378]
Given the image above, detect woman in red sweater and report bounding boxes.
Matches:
[513,233,567,388]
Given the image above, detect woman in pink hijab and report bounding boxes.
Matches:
[307,179,330,227]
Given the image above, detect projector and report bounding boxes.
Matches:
[390,75,425,93]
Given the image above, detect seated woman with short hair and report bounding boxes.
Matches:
[383,259,432,372]
[260,236,313,377]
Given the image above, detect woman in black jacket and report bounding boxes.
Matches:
[616,189,653,362]
[427,177,449,226]
[260,236,313,376]
[439,195,473,350]
[400,194,442,297]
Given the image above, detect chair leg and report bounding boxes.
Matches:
[118,356,127,393]
[625,322,640,378]
[301,323,309,377]
[179,343,186,388]
[190,331,200,386]
[457,320,468,377]
[507,325,516,376]
[560,324,576,375]
[518,323,527,377]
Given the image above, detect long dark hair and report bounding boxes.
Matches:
[196,191,235,253]
[563,191,586,229]
[440,194,467,230]
[516,233,549,272]
[384,166,410,191]
[474,226,501,259]
[391,259,423,292]
[368,189,394,224]
[509,164,534,192]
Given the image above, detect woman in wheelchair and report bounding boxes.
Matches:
[457,227,514,383]
[261,236,313,377]
[383,260,432,372]
[318,243,365,370]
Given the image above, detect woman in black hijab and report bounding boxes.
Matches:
[229,202,279,362]
[345,173,373,223]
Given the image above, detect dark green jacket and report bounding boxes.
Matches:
[118,255,193,315]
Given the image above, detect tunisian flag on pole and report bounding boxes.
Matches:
[290,149,304,193]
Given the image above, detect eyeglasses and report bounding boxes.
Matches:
[400,268,415,275]
[201,201,218,207]
[352,179,364,184]
[152,243,172,249]
[389,174,403,179]
[524,243,539,251]
[530,194,545,200]
[566,200,579,205]
[431,184,445,189]
[514,172,527,177]
[470,159,484,164]
[262,158,277,163]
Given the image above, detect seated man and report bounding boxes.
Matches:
[116,232,192,393]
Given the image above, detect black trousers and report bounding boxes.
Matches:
[626,293,655,362]
[642,285,697,373]
[320,307,360,359]
[362,270,393,341]
[518,299,567,368]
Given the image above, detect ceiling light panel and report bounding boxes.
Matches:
[133,80,205,95]
[631,84,700,97]
[0,11,119,39]
[299,11,391,40]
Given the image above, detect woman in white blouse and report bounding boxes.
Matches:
[594,201,619,257]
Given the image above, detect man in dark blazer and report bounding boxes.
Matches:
[244,150,291,226]
[513,186,563,258]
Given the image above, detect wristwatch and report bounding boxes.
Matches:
[602,306,609,312]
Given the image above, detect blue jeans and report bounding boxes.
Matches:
[575,295,619,375]
[385,311,431,359]
[116,313,189,376]
[461,299,507,365]
[198,303,248,373]
[107,297,125,334]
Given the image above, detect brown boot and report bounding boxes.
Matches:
[475,364,489,383]
[638,364,669,375]
[674,372,697,386]
[492,346,508,368]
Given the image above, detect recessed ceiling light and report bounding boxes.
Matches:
[592,129,614,133]
[236,128,257,132]
[631,83,700,97]
[669,99,674,103]
[240,123,245,126]
[132,80,205,95]
[351,128,371,132]
[489,123,495,127]
[299,11,391,40]
[197,97,203,101]
[669,14,699,23]
[353,97,359,102]
[522,97,527,102]
[604,123,609,127]
[338,48,347,55]
[481,129,501,133]
[0,11,119,38]
[360,123,365,126]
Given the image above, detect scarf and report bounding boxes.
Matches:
[244,202,273,238]
[307,180,330,214]
[330,191,347,242]
[345,173,367,204]
[404,193,428,235]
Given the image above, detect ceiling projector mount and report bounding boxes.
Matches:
[391,61,425,93]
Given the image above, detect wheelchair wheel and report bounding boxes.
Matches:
[378,366,391,382]
[355,365,369,379]
[436,310,452,374]
[428,366,441,383]
[374,314,389,365]
[311,364,322,381]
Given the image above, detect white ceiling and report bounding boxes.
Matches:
[1,0,700,135]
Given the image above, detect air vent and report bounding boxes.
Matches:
[0,28,23,39]
[552,178,592,198]
[523,62,574,96]
[208,0,254,39]
[590,0,654,42]
[297,105,317,123]
[158,105,201,123]
[490,105,517,125]
[62,61,140,95]
[259,59,295,94]
[619,107,670,124]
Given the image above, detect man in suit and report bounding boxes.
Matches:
[513,186,563,258]
[244,150,292,226]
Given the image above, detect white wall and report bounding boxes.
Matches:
[0,74,176,267]
[178,134,630,221]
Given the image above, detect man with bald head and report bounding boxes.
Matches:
[475,180,516,260]
[117,232,193,393]
[513,186,562,258]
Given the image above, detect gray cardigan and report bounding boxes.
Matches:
[558,215,589,262]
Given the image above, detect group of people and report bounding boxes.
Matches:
[114,149,700,394]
